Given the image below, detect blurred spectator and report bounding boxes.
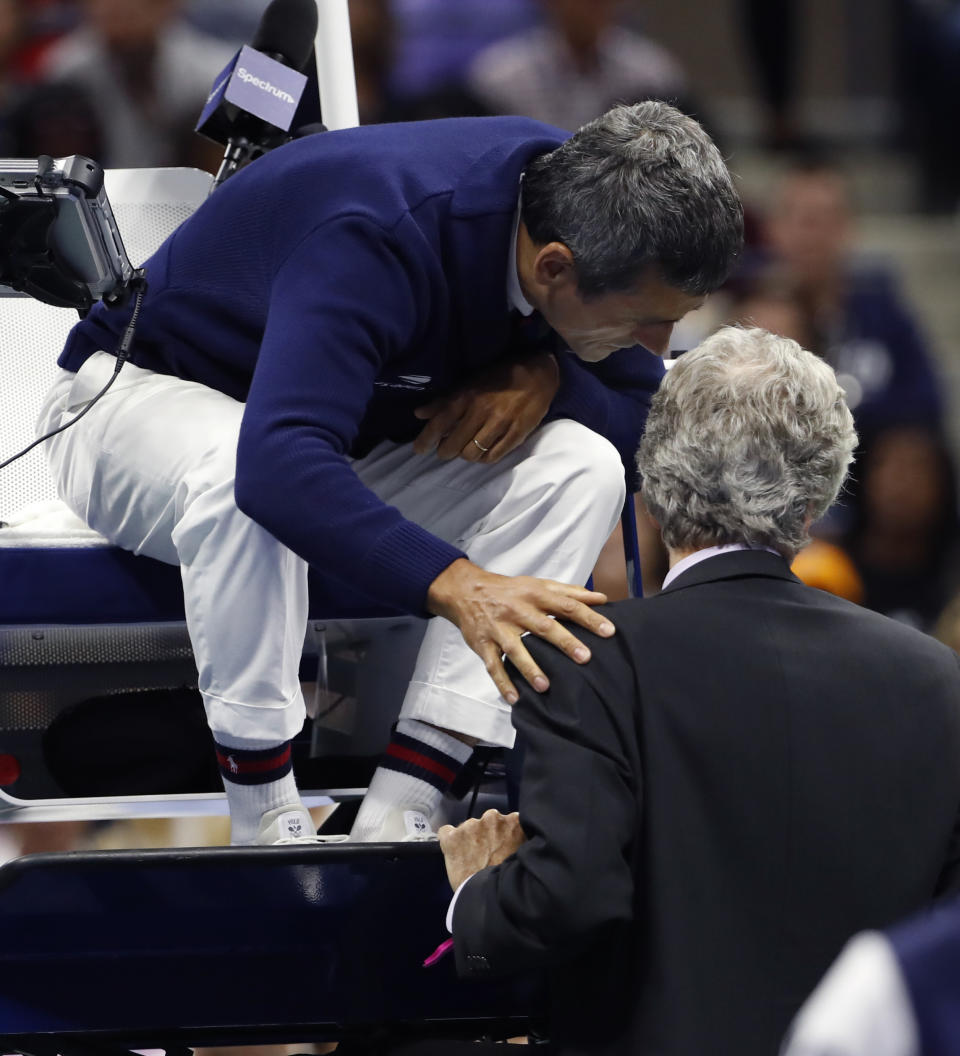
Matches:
[0,0,105,158]
[349,0,490,124]
[842,425,960,631]
[728,273,815,349]
[0,0,29,151]
[0,0,24,88]
[183,0,263,44]
[36,0,233,168]
[737,0,802,150]
[389,0,537,101]
[466,0,691,131]
[350,0,396,123]
[2,0,76,79]
[895,0,960,214]
[763,154,945,453]
[7,81,103,158]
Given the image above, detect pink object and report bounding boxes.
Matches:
[423,937,454,967]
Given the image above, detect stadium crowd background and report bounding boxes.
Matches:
[1,0,959,861]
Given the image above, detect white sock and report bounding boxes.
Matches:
[350,719,474,841]
[214,736,306,845]
[223,771,304,845]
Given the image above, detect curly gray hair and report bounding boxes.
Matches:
[520,101,743,299]
[637,326,857,557]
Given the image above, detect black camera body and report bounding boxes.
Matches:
[0,154,134,312]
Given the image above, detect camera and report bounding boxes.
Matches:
[0,154,134,312]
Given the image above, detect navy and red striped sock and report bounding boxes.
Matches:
[350,719,474,841]
[382,727,465,792]
[215,741,293,785]
[214,738,303,845]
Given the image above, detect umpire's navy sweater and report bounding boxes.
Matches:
[60,117,663,616]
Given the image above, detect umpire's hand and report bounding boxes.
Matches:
[412,351,559,464]
[426,557,615,703]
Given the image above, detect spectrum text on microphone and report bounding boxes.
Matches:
[236,68,296,105]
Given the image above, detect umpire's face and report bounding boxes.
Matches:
[532,248,703,362]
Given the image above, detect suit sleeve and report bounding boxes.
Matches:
[545,346,663,491]
[452,629,639,979]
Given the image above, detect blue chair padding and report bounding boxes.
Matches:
[0,843,543,1047]
[0,546,408,625]
[1,546,188,624]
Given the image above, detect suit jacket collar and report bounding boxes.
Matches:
[661,548,801,595]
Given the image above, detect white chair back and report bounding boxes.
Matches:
[0,167,212,520]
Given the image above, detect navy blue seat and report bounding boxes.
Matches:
[0,842,544,1048]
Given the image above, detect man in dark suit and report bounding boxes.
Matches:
[438,325,960,1055]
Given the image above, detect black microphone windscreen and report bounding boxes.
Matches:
[251,0,318,71]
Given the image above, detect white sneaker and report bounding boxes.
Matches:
[254,804,350,846]
[354,808,438,843]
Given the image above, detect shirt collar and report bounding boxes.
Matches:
[662,543,781,590]
[507,191,535,316]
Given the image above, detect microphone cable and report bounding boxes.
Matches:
[0,269,147,473]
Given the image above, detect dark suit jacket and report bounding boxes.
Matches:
[451,550,960,1055]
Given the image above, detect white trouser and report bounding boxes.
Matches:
[39,352,626,748]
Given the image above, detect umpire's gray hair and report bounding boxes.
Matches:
[521,101,743,298]
[637,326,857,557]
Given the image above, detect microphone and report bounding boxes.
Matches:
[196,0,320,189]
